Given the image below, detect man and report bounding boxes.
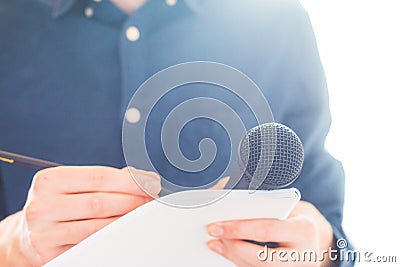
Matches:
[0,0,352,266]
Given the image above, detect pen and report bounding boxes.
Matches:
[0,150,61,169]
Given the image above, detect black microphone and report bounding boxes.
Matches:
[231,122,304,248]
[232,122,304,190]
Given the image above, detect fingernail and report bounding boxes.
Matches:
[144,179,161,195]
[208,224,223,237]
[208,240,223,254]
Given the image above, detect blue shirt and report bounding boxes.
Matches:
[0,0,353,265]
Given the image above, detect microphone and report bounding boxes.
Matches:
[231,123,304,248]
[232,123,304,190]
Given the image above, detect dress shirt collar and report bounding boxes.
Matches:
[38,0,202,17]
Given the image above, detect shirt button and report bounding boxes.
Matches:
[166,0,177,6]
[84,7,94,18]
[126,26,140,42]
[125,108,141,124]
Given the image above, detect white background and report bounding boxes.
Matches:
[300,0,400,265]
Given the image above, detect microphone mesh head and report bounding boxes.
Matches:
[239,123,304,189]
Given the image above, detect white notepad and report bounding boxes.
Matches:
[45,188,300,267]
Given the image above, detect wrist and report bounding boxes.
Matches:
[0,211,34,267]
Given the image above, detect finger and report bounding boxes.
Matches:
[123,166,162,197]
[208,239,311,267]
[27,193,152,223]
[124,166,161,181]
[208,238,260,267]
[33,166,161,196]
[250,246,320,267]
[209,176,230,190]
[40,244,74,265]
[33,216,120,248]
[207,218,306,244]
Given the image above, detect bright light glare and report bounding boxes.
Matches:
[300,0,400,264]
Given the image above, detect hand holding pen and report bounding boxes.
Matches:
[0,150,161,265]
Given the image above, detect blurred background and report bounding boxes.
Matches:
[300,0,400,265]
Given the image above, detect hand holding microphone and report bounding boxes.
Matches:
[207,123,335,266]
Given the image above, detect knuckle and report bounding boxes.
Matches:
[25,203,40,225]
[259,227,272,241]
[32,171,50,193]
[298,216,317,235]
[225,223,239,237]
[122,166,133,174]
[88,195,103,216]
[90,168,107,188]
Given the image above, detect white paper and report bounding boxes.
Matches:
[45,188,300,267]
